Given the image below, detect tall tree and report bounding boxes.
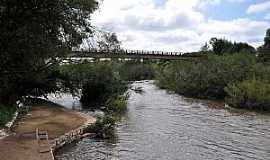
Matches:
[0,0,99,105]
[209,38,233,55]
[83,30,122,51]
[258,28,270,62]
[209,38,255,55]
[97,32,121,51]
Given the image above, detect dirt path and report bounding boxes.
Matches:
[0,103,95,160]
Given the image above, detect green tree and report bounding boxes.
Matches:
[210,38,233,55]
[258,28,270,62]
[97,32,121,51]
[0,0,99,105]
[209,38,255,55]
[84,30,122,51]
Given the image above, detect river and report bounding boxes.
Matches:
[55,81,270,160]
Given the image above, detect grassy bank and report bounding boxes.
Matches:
[0,105,16,129]
[154,53,270,111]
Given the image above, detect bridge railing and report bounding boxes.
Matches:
[74,49,184,56]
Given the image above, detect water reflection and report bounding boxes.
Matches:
[56,81,270,160]
[47,93,83,110]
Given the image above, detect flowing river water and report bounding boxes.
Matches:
[55,81,270,160]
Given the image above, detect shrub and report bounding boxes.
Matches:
[0,105,16,128]
[60,62,128,107]
[84,116,116,139]
[155,53,257,99]
[225,80,270,111]
[119,61,154,81]
[105,94,128,113]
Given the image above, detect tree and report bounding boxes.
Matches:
[228,42,256,54]
[209,38,255,55]
[258,28,270,62]
[83,30,122,51]
[0,0,99,105]
[264,28,270,45]
[97,32,121,51]
[209,38,233,55]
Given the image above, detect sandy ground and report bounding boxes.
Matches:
[0,103,95,160]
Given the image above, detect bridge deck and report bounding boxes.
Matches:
[70,50,199,60]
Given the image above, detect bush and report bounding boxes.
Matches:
[119,61,154,81]
[0,105,16,128]
[225,80,270,111]
[60,62,128,107]
[84,116,116,139]
[155,53,257,99]
[105,94,128,113]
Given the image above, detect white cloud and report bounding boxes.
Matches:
[91,0,269,52]
[247,1,270,14]
[198,18,269,46]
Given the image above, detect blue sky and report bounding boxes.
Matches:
[203,0,268,20]
[91,0,270,52]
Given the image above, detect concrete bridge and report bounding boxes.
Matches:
[70,49,200,60]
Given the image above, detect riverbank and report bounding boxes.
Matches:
[0,101,95,160]
[154,54,270,111]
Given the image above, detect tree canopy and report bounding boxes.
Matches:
[208,38,255,55]
[0,0,99,105]
[258,28,270,62]
[83,30,122,51]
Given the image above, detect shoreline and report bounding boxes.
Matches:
[51,111,96,153]
[0,102,96,160]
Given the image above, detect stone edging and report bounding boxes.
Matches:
[50,113,96,158]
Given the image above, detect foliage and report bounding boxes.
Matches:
[0,0,99,105]
[119,61,155,81]
[83,30,121,51]
[84,116,116,139]
[0,104,16,128]
[59,62,128,107]
[105,94,128,114]
[225,80,270,111]
[97,32,121,51]
[155,53,258,99]
[208,38,255,55]
[258,28,270,62]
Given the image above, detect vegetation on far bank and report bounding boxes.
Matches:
[225,80,270,111]
[154,29,270,111]
[119,61,154,81]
